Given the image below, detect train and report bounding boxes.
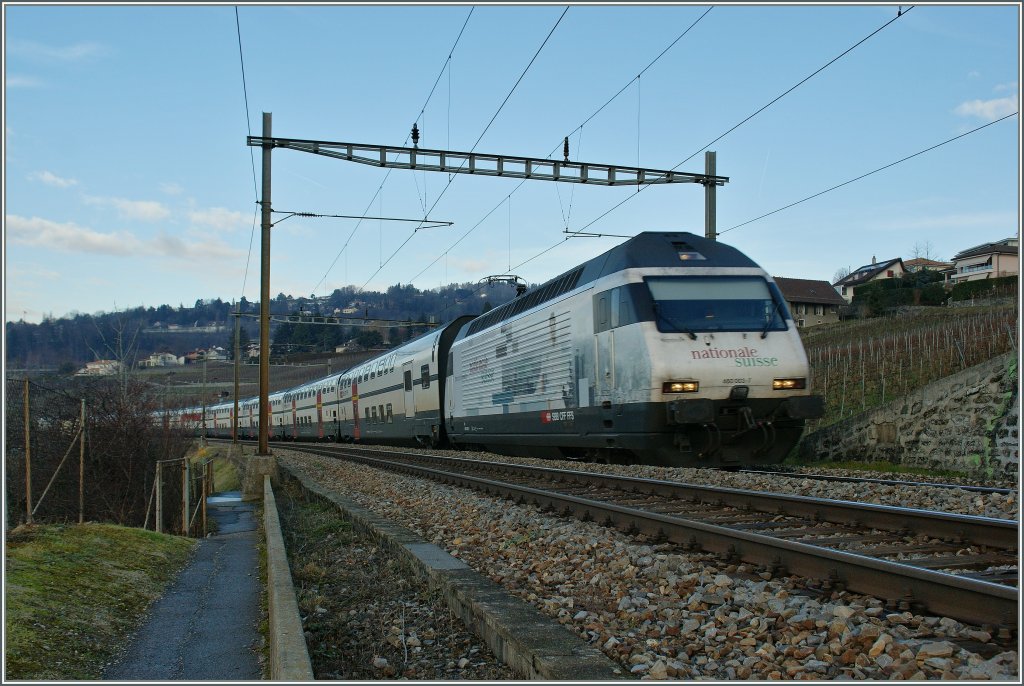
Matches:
[166,231,824,467]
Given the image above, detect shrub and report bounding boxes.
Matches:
[948,275,1018,302]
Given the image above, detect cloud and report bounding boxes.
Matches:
[7,75,44,88]
[84,195,170,221]
[6,214,244,262]
[954,83,1019,122]
[28,170,78,188]
[5,262,62,281]
[160,182,184,196]
[7,40,106,62]
[6,214,143,255]
[150,231,243,261]
[188,207,250,231]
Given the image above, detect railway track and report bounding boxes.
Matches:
[221,440,1018,634]
[738,467,1017,496]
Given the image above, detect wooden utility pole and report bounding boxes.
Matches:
[201,353,208,446]
[202,462,210,536]
[24,378,32,525]
[79,398,86,524]
[155,463,163,534]
[258,112,273,455]
[233,304,241,443]
[182,459,190,536]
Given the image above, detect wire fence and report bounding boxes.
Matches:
[5,376,200,534]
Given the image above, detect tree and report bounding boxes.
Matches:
[225,320,251,359]
[911,241,942,261]
[833,267,851,284]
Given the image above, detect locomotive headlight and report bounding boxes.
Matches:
[663,381,699,393]
[772,378,806,390]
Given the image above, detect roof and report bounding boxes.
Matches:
[903,258,952,270]
[951,238,1019,261]
[833,258,903,288]
[464,232,762,337]
[773,277,846,306]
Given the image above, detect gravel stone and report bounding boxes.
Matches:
[275,447,1019,681]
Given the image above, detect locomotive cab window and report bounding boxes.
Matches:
[645,276,789,334]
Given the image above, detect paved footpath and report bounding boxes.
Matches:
[103,493,263,681]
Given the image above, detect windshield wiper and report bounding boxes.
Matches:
[761,301,781,339]
[654,302,697,340]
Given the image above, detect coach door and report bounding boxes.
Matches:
[403,361,415,418]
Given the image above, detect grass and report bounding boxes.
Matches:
[187,444,242,493]
[782,458,974,480]
[4,523,196,680]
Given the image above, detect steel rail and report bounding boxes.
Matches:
[738,467,1017,496]
[318,445,1019,550]
[286,444,1018,631]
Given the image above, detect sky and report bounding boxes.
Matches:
[4,2,1020,324]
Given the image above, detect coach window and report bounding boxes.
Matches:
[365,407,370,422]
[386,403,393,423]
[421,364,430,389]
[595,295,609,333]
[371,406,378,423]
[378,404,384,422]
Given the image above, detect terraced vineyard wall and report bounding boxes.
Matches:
[799,352,1018,478]
[801,305,1017,428]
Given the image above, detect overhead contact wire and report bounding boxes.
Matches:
[312,7,474,297]
[235,6,259,301]
[560,5,917,243]
[426,7,712,301]
[358,6,570,291]
[721,111,1018,234]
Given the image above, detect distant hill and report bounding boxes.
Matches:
[4,282,521,371]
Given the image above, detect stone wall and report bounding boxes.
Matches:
[799,352,1019,479]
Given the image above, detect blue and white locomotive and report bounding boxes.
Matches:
[171,232,823,467]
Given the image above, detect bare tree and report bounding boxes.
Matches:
[833,266,851,284]
[85,308,143,395]
[910,241,942,261]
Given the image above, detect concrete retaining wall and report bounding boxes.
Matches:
[280,464,626,680]
[263,475,315,681]
[799,352,1019,478]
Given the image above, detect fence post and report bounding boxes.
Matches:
[24,378,33,525]
[155,464,163,534]
[79,398,86,524]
